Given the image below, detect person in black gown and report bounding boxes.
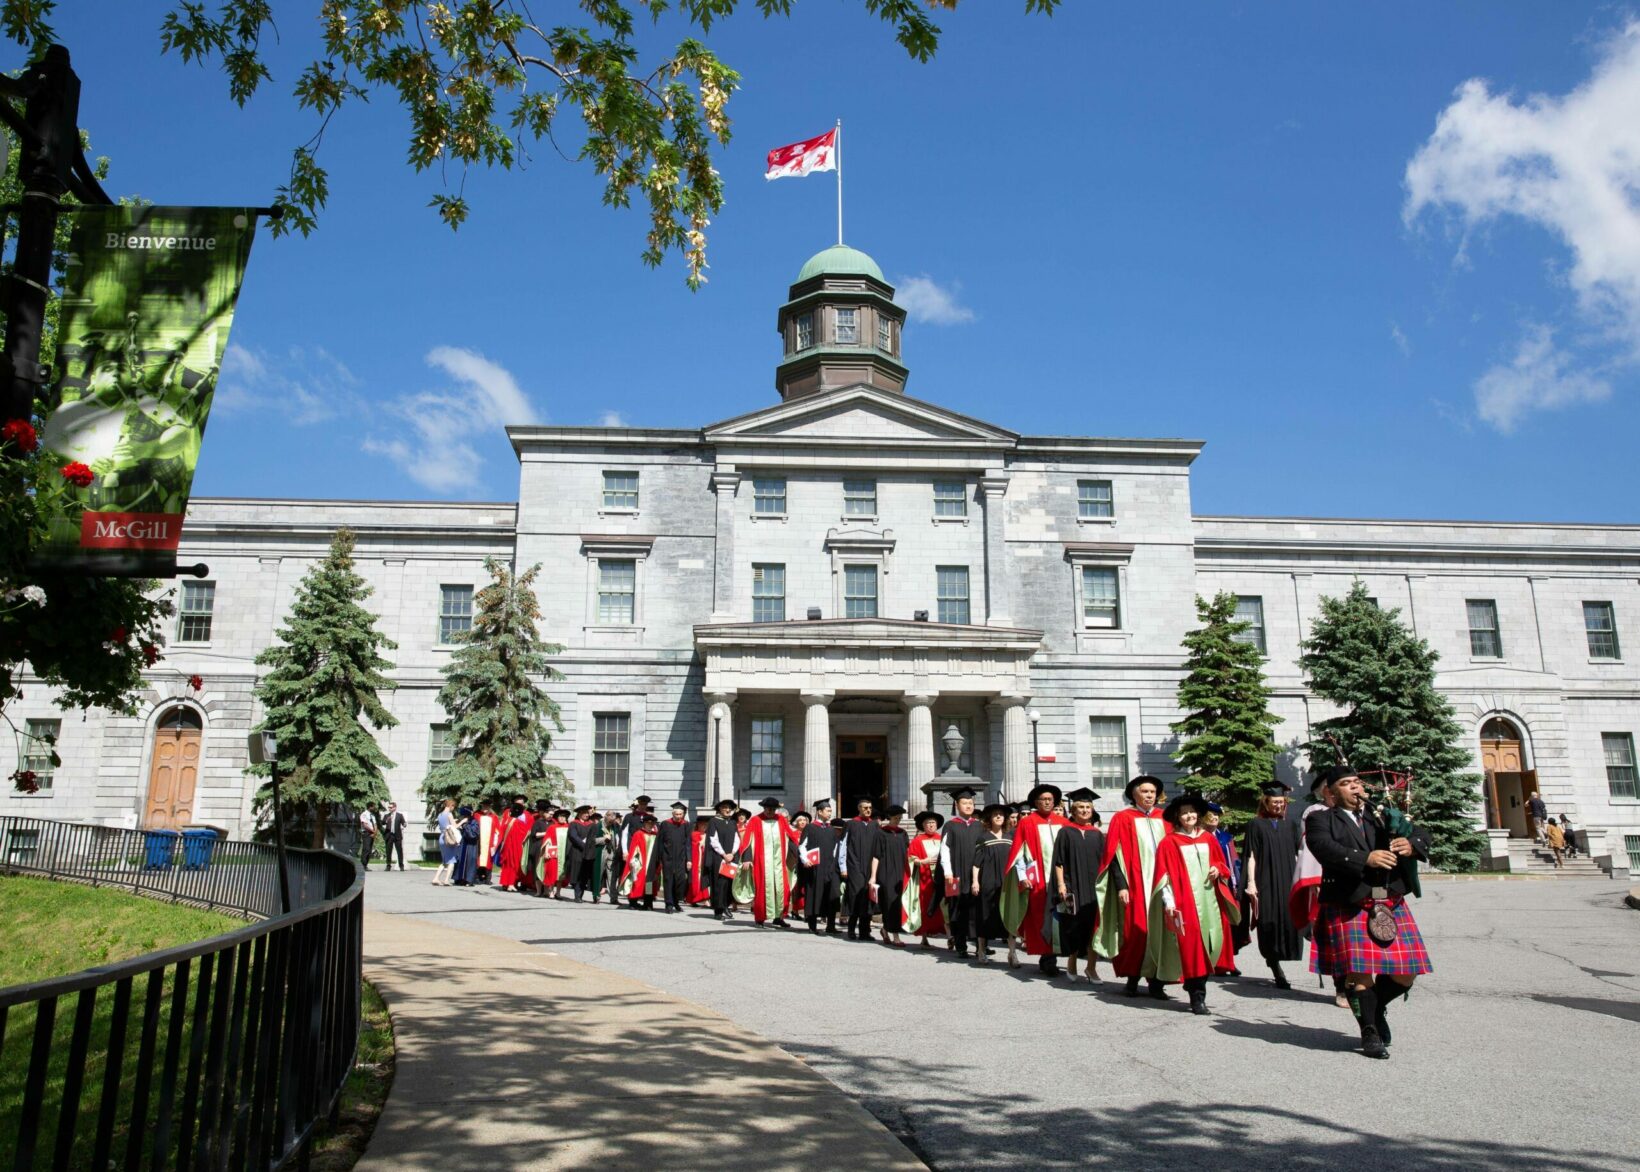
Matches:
[1237,780,1304,988]
[656,801,693,913]
[704,798,739,921]
[872,804,910,947]
[971,803,1012,964]
[1052,787,1107,982]
[939,787,981,957]
[842,798,882,942]
[799,798,842,934]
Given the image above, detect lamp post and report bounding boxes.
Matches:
[248,730,291,913]
[712,712,722,805]
[1028,709,1042,786]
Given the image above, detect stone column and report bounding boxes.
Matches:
[999,693,1031,802]
[905,694,936,816]
[709,469,740,620]
[705,691,735,804]
[801,691,834,813]
[979,471,1012,626]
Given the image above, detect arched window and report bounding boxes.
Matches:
[156,705,204,733]
[1480,717,1520,743]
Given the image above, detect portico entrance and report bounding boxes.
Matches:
[837,735,887,814]
[145,705,203,830]
[1480,717,1534,837]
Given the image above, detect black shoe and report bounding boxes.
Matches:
[1373,975,1409,1046]
[1147,980,1170,1001]
[1124,976,1140,998]
[1039,957,1060,976]
[955,945,969,957]
[1189,990,1210,1016]
[773,917,788,928]
[1361,1027,1389,1059]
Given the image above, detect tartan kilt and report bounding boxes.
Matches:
[1309,899,1432,977]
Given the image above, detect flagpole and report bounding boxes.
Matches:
[835,118,843,246]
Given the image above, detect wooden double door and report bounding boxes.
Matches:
[145,709,203,830]
[1481,727,1533,838]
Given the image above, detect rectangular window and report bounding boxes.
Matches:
[438,585,474,644]
[1603,732,1637,800]
[876,315,892,351]
[844,564,879,619]
[932,480,967,517]
[753,477,787,515]
[835,307,858,345]
[1232,596,1267,654]
[597,559,636,624]
[593,714,631,789]
[936,566,971,625]
[1627,834,1640,874]
[795,312,814,350]
[601,470,639,510]
[1584,602,1620,659]
[4,828,39,866]
[749,717,784,789]
[752,563,786,623]
[176,580,216,643]
[1089,717,1127,788]
[1077,479,1114,519]
[843,478,876,516]
[1466,599,1502,658]
[22,718,59,792]
[428,724,456,767]
[1082,566,1120,629]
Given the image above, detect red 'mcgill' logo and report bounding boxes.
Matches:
[80,512,183,550]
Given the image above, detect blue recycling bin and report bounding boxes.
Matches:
[143,829,181,870]
[181,828,218,871]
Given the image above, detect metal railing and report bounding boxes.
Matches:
[0,818,364,1170]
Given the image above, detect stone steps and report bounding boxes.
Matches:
[1506,843,1605,876]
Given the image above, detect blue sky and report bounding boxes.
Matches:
[34,3,1640,521]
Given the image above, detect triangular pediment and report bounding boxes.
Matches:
[705,385,1017,448]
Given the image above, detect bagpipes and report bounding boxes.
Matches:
[1320,733,1424,913]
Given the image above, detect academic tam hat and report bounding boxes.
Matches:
[1163,793,1210,824]
[1027,783,1062,805]
[1203,801,1223,815]
[670,801,688,811]
[758,797,782,811]
[715,798,737,812]
[635,795,652,804]
[813,797,834,810]
[534,799,553,813]
[884,804,907,817]
[1124,775,1164,801]
[949,786,978,800]
[553,807,570,819]
[574,805,593,815]
[1260,780,1293,796]
[981,803,1010,821]
[916,810,944,829]
[1065,786,1100,803]
[641,813,658,825]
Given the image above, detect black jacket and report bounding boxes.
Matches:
[1305,803,1430,907]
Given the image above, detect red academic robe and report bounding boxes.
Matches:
[1100,806,1166,977]
[498,813,534,888]
[909,831,946,937]
[742,813,799,923]
[1006,811,1072,956]
[542,820,571,888]
[621,830,659,901]
[688,829,711,905]
[1152,830,1238,980]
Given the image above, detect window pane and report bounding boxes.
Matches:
[598,559,636,624]
[1078,480,1114,519]
[1089,717,1127,786]
[594,713,631,788]
[177,580,216,642]
[844,478,876,515]
[1627,834,1640,875]
[933,481,967,517]
[753,477,787,514]
[1467,599,1501,658]
[752,563,786,623]
[22,718,59,791]
[428,724,456,765]
[1232,596,1266,654]
[796,313,813,350]
[844,564,878,619]
[602,470,639,510]
[936,565,970,625]
[1082,566,1120,628]
[750,717,784,789]
[876,315,892,351]
[5,828,39,865]
[1602,732,1636,799]
[835,307,858,344]
[1584,602,1620,659]
[439,585,474,644]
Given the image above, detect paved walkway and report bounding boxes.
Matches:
[358,910,922,1171]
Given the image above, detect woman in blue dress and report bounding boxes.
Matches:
[433,798,460,886]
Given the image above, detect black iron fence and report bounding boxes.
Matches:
[0,818,364,1170]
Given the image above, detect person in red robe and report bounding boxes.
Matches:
[688,816,712,906]
[1145,793,1239,1015]
[1097,775,1169,998]
[620,815,661,908]
[539,807,572,897]
[1004,784,1071,975]
[908,810,947,947]
[497,800,533,891]
[742,797,800,926]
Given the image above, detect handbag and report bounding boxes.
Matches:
[441,821,461,846]
[1366,886,1398,945]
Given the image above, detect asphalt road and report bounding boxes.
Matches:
[368,873,1639,1170]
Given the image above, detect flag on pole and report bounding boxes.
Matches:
[765,129,837,180]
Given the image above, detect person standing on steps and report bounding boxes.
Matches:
[1527,791,1548,844]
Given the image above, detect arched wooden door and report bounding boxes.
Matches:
[1479,717,1531,837]
[145,707,203,830]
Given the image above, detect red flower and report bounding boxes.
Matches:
[142,642,160,666]
[12,770,38,794]
[188,674,203,691]
[110,625,127,644]
[60,461,94,487]
[2,419,37,453]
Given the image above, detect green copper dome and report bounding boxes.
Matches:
[795,244,885,284]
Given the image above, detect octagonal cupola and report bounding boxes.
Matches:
[775,244,909,401]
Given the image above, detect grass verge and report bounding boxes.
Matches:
[307,979,396,1170]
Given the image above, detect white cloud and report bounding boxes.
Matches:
[363,347,540,494]
[598,410,628,427]
[893,274,976,326]
[215,343,358,423]
[1472,324,1611,432]
[1390,322,1411,357]
[1404,20,1640,426]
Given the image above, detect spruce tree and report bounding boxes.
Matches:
[251,528,398,847]
[1299,580,1485,872]
[423,559,568,810]
[1171,592,1282,824]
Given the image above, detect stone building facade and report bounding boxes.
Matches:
[4,245,1637,877]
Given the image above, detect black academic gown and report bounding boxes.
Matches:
[1237,815,1303,960]
[522,819,549,890]
[706,815,738,913]
[566,818,596,887]
[973,831,1011,940]
[799,818,842,918]
[941,816,981,942]
[656,818,692,905]
[843,817,883,903]
[1052,823,1106,957]
[874,825,910,931]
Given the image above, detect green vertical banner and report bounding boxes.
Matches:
[37,205,258,573]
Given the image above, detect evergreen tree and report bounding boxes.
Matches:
[423,559,568,810]
[250,528,398,846]
[1299,580,1485,872]
[1171,592,1282,824]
